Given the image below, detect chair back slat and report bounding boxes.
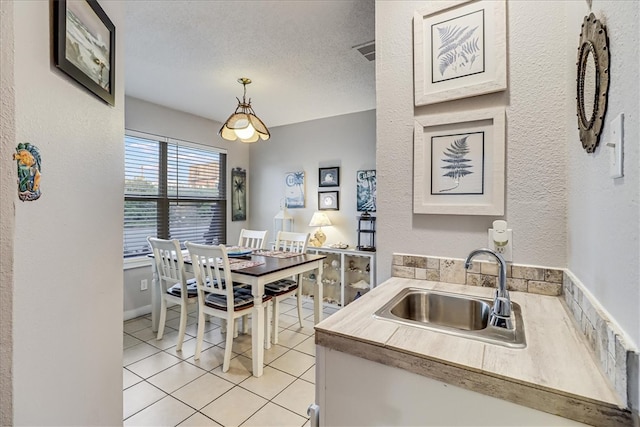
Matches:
[148,237,187,297]
[238,229,268,249]
[275,231,309,254]
[185,242,234,303]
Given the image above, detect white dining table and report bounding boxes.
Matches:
[150,251,326,377]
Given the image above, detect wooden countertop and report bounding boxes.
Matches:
[315,278,632,426]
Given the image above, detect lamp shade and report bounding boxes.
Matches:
[219,78,270,143]
[309,212,331,227]
[219,112,269,143]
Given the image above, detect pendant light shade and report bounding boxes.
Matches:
[219,77,270,143]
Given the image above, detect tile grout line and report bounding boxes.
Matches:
[123,299,322,426]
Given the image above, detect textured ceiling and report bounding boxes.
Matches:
[125,0,376,128]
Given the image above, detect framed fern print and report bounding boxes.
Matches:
[430,132,484,194]
[413,0,506,106]
[414,108,505,215]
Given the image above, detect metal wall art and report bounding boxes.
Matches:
[14,143,42,201]
[576,13,609,153]
[231,167,246,221]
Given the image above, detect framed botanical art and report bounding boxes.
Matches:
[356,170,376,212]
[414,107,505,215]
[231,168,246,221]
[53,0,116,105]
[319,167,339,187]
[285,171,305,208]
[318,191,339,210]
[413,0,506,106]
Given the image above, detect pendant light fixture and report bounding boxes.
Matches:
[218,77,270,143]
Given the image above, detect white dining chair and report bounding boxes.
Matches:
[236,229,268,334]
[185,241,272,372]
[264,231,310,344]
[238,229,268,250]
[147,237,196,351]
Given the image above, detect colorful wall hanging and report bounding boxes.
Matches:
[14,142,42,201]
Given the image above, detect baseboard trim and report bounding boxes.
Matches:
[124,305,151,321]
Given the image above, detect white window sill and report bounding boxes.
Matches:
[124,256,152,270]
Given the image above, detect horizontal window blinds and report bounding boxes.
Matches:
[124,133,226,257]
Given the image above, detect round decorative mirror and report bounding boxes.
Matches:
[577,13,609,153]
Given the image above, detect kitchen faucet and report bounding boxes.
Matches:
[464,248,513,329]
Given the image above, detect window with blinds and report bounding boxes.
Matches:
[124,132,227,258]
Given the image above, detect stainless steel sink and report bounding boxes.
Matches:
[374,288,526,348]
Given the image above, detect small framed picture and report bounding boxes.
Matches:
[319,167,339,187]
[318,191,339,210]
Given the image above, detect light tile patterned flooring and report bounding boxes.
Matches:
[123,298,337,426]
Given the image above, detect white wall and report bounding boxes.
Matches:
[564,1,639,348]
[0,1,16,423]
[123,96,250,316]
[248,110,376,247]
[7,1,125,424]
[376,1,568,278]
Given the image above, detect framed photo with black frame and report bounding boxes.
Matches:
[318,191,339,210]
[54,0,116,106]
[319,167,340,187]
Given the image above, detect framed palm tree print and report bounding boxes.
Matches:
[231,167,246,221]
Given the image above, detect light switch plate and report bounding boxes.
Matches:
[608,113,624,179]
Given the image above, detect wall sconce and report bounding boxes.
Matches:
[308,212,332,247]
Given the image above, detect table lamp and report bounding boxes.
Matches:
[308,212,331,247]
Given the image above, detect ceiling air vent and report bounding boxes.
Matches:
[353,40,375,62]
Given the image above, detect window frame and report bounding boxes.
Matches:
[124,129,228,261]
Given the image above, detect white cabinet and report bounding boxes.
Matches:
[315,346,588,426]
[302,247,376,307]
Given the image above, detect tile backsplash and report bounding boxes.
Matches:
[391,253,639,410]
[563,270,638,411]
[391,253,563,296]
